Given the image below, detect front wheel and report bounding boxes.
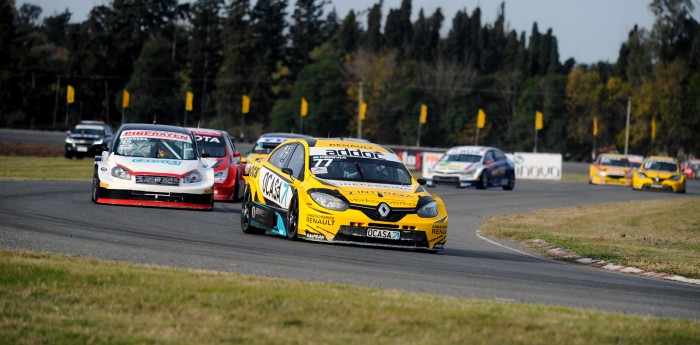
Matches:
[91,173,100,203]
[286,195,299,240]
[503,172,515,191]
[476,171,489,190]
[241,189,265,234]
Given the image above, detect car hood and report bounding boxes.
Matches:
[314,177,424,209]
[599,165,629,175]
[641,170,676,179]
[201,157,229,171]
[112,155,202,175]
[432,161,479,173]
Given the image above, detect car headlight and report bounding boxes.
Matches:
[417,201,438,218]
[309,192,348,211]
[93,139,104,145]
[637,172,647,179]
[670,175,682,181]
[214,169,228,181]
[597,170,607,177]
[65,137,74,144]
[183,171,203,184]
[111,166,132,180]
[463,169,476,177]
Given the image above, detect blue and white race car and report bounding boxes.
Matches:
[91,123,215,210]
[422,146,515,190]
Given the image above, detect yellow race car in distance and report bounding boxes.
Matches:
[240,138,449,252]
[244,132,312,163]
[589,153,632,186]
[632,156,686,193]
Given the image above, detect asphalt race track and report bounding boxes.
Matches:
[1,177,699,320]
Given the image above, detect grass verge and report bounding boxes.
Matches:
[0,156,93,180]
[1,249,699,345]
[480,198,700,278]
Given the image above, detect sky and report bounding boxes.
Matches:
[16,0,700,64]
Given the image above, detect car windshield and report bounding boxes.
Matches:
[115,130,196,160]
[441,153,482,163]
[194,135,227,158]
[71,128,104,136]
[600,156,629,167]
[251,143,276,154]
[644,160,677,172]
[310,155,413,185]
[251,136,290,154]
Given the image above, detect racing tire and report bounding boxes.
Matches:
[91,172,100,203]
[286,195,299,241]
[476,171,489,190]
[231,178,241,202]
[240,189,265,234]
[503,172,515,191]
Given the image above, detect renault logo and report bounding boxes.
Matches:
[377,203,391,218]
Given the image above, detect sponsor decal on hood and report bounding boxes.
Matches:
[113,155,200,175]
[435,162,476,172]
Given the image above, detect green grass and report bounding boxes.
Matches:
[1,249,698,345]
[480,198,700,278]
[0,156,93,180]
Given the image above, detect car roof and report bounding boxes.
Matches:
[445,146,495,155]
[118,123,190,135]
[187,127,224,136]
[599,153,628,159]
[258,132,311,139]
[646,156,677,162]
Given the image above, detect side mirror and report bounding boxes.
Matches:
[417,178,427,185]
[281,167,293,176]
[66,130,71,135]
[486,160,493,165]
[233,151,241,158]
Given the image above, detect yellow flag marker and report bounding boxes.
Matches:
[419,104,427,124]
[477,108,485,129]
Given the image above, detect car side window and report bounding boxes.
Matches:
[268,145,286,166]
[494,151,506,161]
[286,145,305,181]
[484,151,494,164]
[270,143,295,169]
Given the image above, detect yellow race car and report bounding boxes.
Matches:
[240,138,449,252]
[589,153,632,186]
[632,156,686,193]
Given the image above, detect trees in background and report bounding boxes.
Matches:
[1,0,698,159]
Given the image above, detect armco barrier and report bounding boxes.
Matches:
[507,152,562,180]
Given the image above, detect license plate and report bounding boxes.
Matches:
[77,146,88,152]
[366,228,400,240]
[650,184,664,189]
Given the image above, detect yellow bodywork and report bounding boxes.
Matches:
[242,138,449,251]
[589,153,632,186]
[632,156,686,193]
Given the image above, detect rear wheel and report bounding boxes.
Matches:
[286,195,299,240]
[241,189,265,234]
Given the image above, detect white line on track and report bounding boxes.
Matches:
[475,231,563,264]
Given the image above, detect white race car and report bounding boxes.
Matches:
[422,145,516,190]
[92,123,215,210]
